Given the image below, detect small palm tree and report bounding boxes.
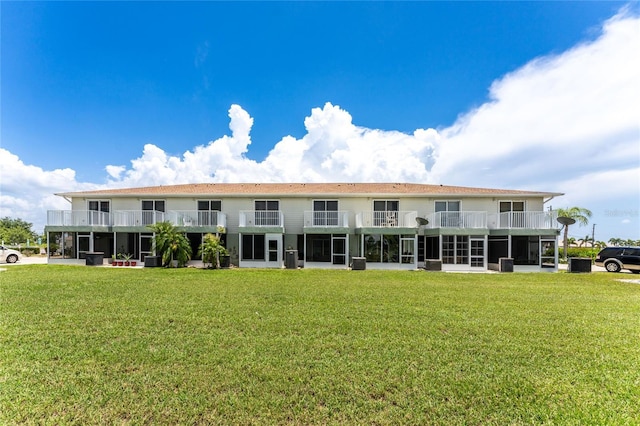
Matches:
[148,221,192,267]
[557,207,592,260]
[198,233,228,269]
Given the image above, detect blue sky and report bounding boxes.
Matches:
[1,1,639,241]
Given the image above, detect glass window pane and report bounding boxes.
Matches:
[255,201,266,210]
[314,201,326,211]
[198,201,209,211]
[448,201,460,212]
[267,201,279,211]
[155,201,165,212]
[513,202,525,211]
[388,201,399,212]
[142,200,154,210]
[500,202,512,213]
[211,201,222,211]
[88,201,98,211]
[373,201,386,211]
[435,201,447,212]
[326,201,338,211]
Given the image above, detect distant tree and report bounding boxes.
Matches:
[557,207,592,260]
[567,237,577,247]
[608,238,623,247]
[593,241,607,249]
[579,235,593,248]
[0,217,38,245]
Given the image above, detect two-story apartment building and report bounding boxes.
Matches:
[45,183,562,272]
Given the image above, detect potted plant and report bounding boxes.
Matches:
[110,254,116,266]
[115,253,124,266]
[148,221,192,268]
[198,233,228,269]
[122,253,132,266]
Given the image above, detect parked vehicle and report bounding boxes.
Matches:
[0,245,22,264]
[595,247,640,273]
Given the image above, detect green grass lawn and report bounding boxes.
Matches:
[1,266,639,425]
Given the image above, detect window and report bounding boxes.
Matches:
[306,234,331,262]
[500,201,526,227]
[198,200,221,226]
[442,235,469,265]
[512,236,539,265]
[313,200,339,226]
[425,236,439,260]
[401,236,415,264]
[435,201,461,227]
[373,200,399,227]
[364,234,403,263]
[242,234,265,260]
[470,238,485,267]
[255,200,279,226]
[488,236,509,264]
[88,200,110,225]
[142,200,165,225]
[88,200,110,212]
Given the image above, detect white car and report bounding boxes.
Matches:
[0,246,21,264]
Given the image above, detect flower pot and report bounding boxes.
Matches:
[130,261,137,267]
[124,261,130,266]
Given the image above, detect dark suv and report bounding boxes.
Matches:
[595,247,640,273]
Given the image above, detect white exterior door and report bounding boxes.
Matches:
[265,234,282,267]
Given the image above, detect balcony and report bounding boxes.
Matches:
[304,211,349,228]
[356,211,417,228]
[488,211,557,229]
[426,211,487,229]
[167,210,227,229]
[239,211,284,227]
[113,210,166,227]
[47,210,111,227]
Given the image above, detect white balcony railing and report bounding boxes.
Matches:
[167,210,227,228]
[47,210,111,226]
[304,211,349,228]
[355,211,417,228]
[427,211,487,229]
[239,211,284,227]
[488,211,557,229]
[113,210,166,227]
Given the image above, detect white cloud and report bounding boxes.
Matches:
[1,8,638,239]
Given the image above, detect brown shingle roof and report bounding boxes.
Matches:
[57,183,562,198]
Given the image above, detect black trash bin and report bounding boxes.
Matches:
[285,250,298,269]
[85,252,104,266]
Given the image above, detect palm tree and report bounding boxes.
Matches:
[557,207,592,260]
[148,221,192,267]
[198,233,228,269]
[608,238,623,247]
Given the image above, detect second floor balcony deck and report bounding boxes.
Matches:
[304,211,349,228]
[426,211,487,229]
[355,211,418,228]
[488,211,557,229]
[239,211,284,228]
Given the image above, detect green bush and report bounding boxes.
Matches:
[558,247,598,263]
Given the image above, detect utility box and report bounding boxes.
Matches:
[85,252,104,266]
[144,256,162,267]
[285,250,298,269]
[352,257,366,270]
[568,257,592,273]
[424,260,442,271]
[499,257,514,273]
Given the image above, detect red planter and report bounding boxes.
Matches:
[130,261,137,267]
